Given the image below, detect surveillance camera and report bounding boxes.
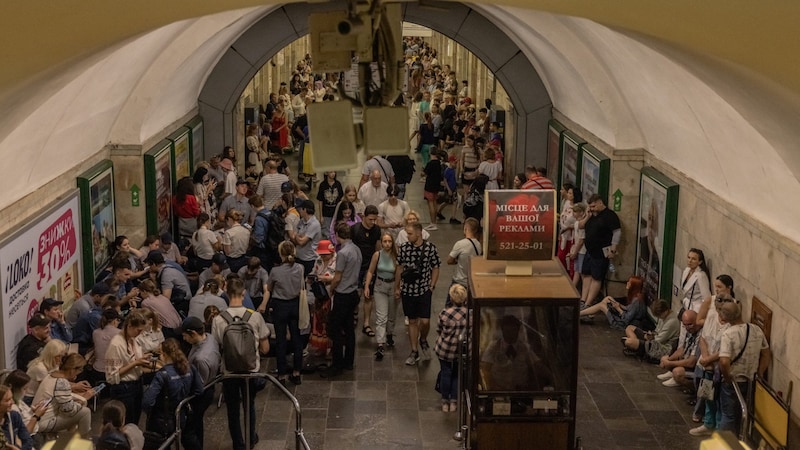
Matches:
[338,20,353,35]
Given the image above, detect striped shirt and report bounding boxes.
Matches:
[256,173,288,209]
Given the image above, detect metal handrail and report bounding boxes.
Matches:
[162,372,310,450]
[732,379,750,442]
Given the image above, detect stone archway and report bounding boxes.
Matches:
[198,0,552,170]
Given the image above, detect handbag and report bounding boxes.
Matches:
[298,277,310,329]
[697,370,715,400]
[310,279,329,300]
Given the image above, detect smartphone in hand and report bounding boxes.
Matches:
[94,383,106,395]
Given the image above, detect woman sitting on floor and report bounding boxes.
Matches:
[579,275,654,330]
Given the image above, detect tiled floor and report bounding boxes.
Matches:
[91,154,797,449]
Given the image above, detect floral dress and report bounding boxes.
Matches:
[308,254,337,356]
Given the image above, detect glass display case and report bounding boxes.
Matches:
[468,257,580,449]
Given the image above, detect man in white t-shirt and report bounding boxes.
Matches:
[377,184,409,239]
[360,155,395,187]
[358,170,388,208]
[446,217,481,306]
[211,278,270,450]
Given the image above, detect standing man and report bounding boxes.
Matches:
[395,222,441,365]
[320,223,362,378]
[39,298,72,343]
[351,205,381,338]
[256,160,289,210]
[377,184,410,240]
[358,170,388,209]
[446,217,482,306]
[360,155,395,187]
[293,200,322,276]
[211,278,270,450]
[521,165,555,190]
[579,194,621,308]
[219,178,255,225]
[180,316,221,450]
[718,299,770,434]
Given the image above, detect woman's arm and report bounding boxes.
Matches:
[141,371,165,413]
[363,251,380,298]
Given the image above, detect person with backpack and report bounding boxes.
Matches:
[145,250,192,316]
[248,195,276,272]
[211,278,270,450]
[141,338,203,450]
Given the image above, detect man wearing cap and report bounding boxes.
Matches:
[220,157,238,196]
[40,298,72,343]
[293,200,322,276]
[218,178,255,226]
[180,316,221,450]
[17,313,51,370]
[377,184,410,240]
[65,282,111,329]
[198,253,232,289]
[358,170,388,209]
[159,232,187,266]
[256,160,289,210]
[146,250,192,315]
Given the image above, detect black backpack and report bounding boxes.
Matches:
[96,430,131,450]
[266,209,286,249]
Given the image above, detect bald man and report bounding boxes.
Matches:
[657,309,702,387]
[358,170,388,208]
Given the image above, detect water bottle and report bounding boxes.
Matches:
[608,262,616,273]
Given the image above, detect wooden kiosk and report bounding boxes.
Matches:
[467,258,580,449]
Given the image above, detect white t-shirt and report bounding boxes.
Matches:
[358,181,389,208]
[478,160,503,190]
[719,323,768,382]
[378,199,410,228]
[449,238,481,286]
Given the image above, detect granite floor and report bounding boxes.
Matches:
[90,154,796,449]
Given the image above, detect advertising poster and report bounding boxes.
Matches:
[546,120,565,184]
[560,132,582,189]
[0,191,82,368]
[579,143,610,204]
[483,189,557,261]
[144,140,174,237]
[635,168,679,305]
[170,129,191,182]
[77,160,115,289]
[188,117,204,170]
[581,156,600,200]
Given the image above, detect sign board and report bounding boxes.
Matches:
[144,140,174,237]
[0,190,82,368]
[483,189,557,261]
[168,128,192,182]
[76,160,115,290]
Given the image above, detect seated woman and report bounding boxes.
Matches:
[32,354,95,438]
[95,400,143,450]
[1,370,47,444]
[579,275,653,330]
[622,299,680,362]
[0,384,33,450]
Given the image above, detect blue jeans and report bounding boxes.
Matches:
[437,359,459,401]
[718,381,749,434]
[272,297,303,376]
[222,378,258,450]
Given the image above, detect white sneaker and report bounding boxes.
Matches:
[662,378,680,387]
[689,425,713,436]
[424,224,438,231]
[404,351,420,366]
[657,371,673,381]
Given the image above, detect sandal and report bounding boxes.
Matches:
[362,325,376,337]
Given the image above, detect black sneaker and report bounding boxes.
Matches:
[437,213,446,221]
[375,346,385,361]
[386,334,395,348]
[449,218,462,224]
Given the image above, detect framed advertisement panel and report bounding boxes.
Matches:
[187,116,204,171]
[547,120,566,185]
[483,190,557,261]
[144,140,174,237]
[560,130,584,191]
[168,128,192,183]
[77,160,115,289]
[635,167,679,305]
[579,143,611,204]
[0,190,82,368]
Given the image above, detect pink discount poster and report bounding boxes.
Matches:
[483,189,557,261]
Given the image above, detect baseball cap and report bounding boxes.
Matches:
[28,313,51,328]
[211,253,228,269]
[91,282,111,296]
[280,181,293,192]
[179,316,205,335]
[298,200,315,213]
[144,250,165,265]
[39,298,64,312]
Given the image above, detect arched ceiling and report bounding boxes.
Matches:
[0,1,799,243]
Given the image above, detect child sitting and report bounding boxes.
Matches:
[434,284,469,412]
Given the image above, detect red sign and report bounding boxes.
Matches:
[37,210,77,290]
[484,190,556,260]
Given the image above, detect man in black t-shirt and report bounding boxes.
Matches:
[351,205,382,337]
[580,194,621,308]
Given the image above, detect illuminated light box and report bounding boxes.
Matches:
[364,107,409,156]
[307,101,359,172]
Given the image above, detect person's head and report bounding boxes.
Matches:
[101,400,127,429]
[112,258,132,283]
[122,310,148,341]
[680,309,701,334]
[2,370,31,402]
[344,185,358,203]
[297,200,315,218]
[235,178,249,196]
[193,166,209,185]
[449,284,468,306]
[112,235,131,255]
[335,222,352,241]
[472,174,489,193]
[226,277,246,301]
[405,222,423,244]
[100,308,122,329]
[404,210,422,226]
[143,235,161,250]
[226,209,243,226]
[316,240,335,259]
[626,275,645,304]
[571,202,587,220]
[561,182,575,202]
[138,307,161,332]
[59,353,87,381]
[40,298,65,321]
[195,212,211,230]
[370,170,382,187]
[500,315,521,344]
[161,338,190,375]
[31,338,67,371]
[325,171,337,180]
[180,316,207,345]
[386,184,400,202]
[362,205,379,229]
[587,194,606,214]
[27,313,51,341]
[651,299,672,319]
[209,156,221,168]
[0,385,13,414]
[278,240,296,264]
[211,253,228,273]
[248,195,264,211]
[463,217,480,237]
[715,274,735,298]
[687,248,710,275]
[715,295,741,323]
[513,173,526,189]
[137,279,159,298]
